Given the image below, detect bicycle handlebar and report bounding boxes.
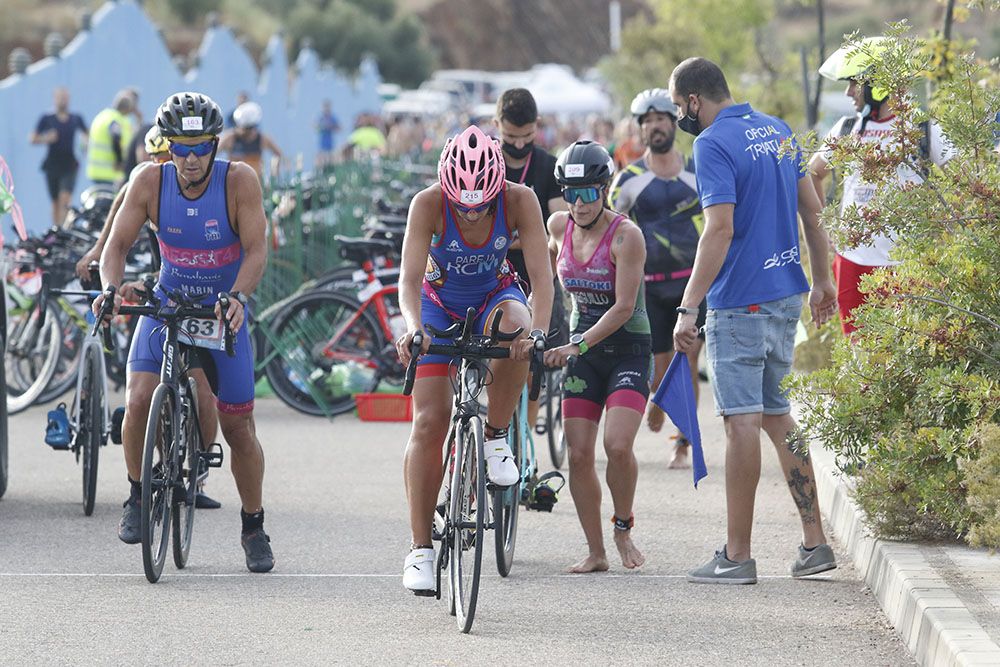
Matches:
[402,306,545,400]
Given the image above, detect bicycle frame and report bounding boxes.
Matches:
[320,283,398,367]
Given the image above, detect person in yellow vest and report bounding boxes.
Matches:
[86,90,136,188]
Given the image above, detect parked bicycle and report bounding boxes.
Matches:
[402,307,544,633]
[95,286,231,583]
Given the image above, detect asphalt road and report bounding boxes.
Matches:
[0,389,913,666]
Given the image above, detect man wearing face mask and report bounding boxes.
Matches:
[668,58,839,585]
[608,89,705,468]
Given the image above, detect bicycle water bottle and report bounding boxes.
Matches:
[45,402,72,449]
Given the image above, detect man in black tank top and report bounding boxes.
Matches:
[494,88,568,344]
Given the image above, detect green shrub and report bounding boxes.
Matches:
[788,26,1000,545]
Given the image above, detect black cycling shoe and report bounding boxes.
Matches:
[195,492,221,509]
[118,497,141,544]
[241,528,275,573]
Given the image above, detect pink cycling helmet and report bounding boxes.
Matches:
[438,125,506,207]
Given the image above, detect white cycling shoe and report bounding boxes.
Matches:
[484,437,520,487]
[403,547,435,595]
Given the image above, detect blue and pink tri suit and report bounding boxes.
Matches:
[417,187,527,376]
[127,159,256,414]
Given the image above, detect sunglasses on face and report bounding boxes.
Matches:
[562,186,603,204]
[168,140,215,158]
[454,200,493,214]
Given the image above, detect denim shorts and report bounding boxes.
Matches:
[705,293,804,417]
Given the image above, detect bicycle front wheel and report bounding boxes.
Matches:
[80,346,103,516]
[141,385,176,583]
[172,378,201,569]
[493,408,521,577]
[450,417,486,634]
[0,319,8,499]
[265,290,384,417]
[546,368,566,470]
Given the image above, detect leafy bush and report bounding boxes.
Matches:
[788,26,1000,545]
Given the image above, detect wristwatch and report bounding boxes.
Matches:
[529,328,545,341]
[569,333,589,355]
[229,291,248,306]
[675,306,698,316]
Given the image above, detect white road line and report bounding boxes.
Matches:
[0,572,832,580]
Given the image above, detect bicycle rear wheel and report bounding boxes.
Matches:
[5,301,61,414]
[80,346,103,516]
[546,368,566,470]
[493,408,522,577]
[450,417,486,633]
[265,290,384,417]
[172,378,200,569]
[141,385,176,583]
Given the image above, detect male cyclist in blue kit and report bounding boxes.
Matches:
[95,92,274,573]
[609,88,706,469]
[394,125,553,594]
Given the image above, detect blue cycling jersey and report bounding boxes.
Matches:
[423,188,515,308]
[156,160,242,303]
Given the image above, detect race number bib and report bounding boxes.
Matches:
[181,317,225,350]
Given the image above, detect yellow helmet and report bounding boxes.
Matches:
[144,125,170,156]
[819,36,892,102]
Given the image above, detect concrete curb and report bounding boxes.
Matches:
[813,443,1000,666]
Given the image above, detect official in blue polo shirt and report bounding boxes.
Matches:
[667,57,839,585]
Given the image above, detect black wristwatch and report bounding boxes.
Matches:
[229,291,248,306]
[675,306,698,316]
[529,328,545,341]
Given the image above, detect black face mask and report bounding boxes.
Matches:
[503,141,533,160]
[677,102,703,137]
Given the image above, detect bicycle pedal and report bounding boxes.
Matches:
[200,442,225,468]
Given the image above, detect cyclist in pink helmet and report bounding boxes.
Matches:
[395,125,554,595]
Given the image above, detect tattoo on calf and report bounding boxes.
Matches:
[788,467,817,524]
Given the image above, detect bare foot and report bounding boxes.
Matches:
[668,438,691,469]
[647,404,665,433]
[567,553,610,573]
[613,530,646,569]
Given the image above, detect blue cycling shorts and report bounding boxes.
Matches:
[416,284,528,375]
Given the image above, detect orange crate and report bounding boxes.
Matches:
[355,393,413,422]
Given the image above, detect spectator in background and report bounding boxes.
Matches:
[30,87,88,225]
[219,101,284,181]
[668,57,838,585]
[346,113,387,157]
[316,99,341,168]
[86,89,137,189]
[613,117,644,170]
[227,91,250,128]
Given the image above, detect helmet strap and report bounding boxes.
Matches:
[575,206,605,231]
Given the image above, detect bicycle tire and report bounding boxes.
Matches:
[546,369,566,470]
[80,346,102,516]
[265,290,383,417]
[5,301,61,414]
[493,407,521,577]
[36,312,85,404]
[172,378,200,569]
[0,323,8,500]
[451,416,486,634]
[141,384,176,583]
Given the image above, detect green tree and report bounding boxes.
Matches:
[788,25,1000,545]
[600,0,803,123]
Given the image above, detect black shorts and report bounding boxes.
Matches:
[645,280,707,354]
[562,346,651,423]
[44,167,77,201]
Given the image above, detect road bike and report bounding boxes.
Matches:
[402,307,543,633]
[95,286,231,583]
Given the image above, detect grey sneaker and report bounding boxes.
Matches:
[792,543,837,578]
[687,546,757,585]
